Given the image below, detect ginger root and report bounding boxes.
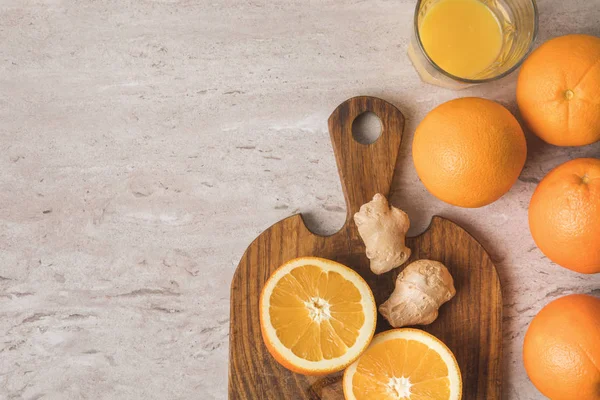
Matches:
[354,193,411,275]
[379,259,456,327]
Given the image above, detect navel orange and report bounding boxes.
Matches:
[259,257,377,375]
[517,34,600,146]
[523,294,600,400]
[528,158,600,274]
[412,97,527,208]
[343,328,462,400]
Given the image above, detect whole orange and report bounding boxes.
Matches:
[529,158,600,274]
[523,294,600,400]
[412,97,527,208]
[517,34,600,146]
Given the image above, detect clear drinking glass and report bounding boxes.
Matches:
[408,0,538,89]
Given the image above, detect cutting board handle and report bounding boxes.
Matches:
[327,96,405,226]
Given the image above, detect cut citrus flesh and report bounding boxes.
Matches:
[259,257,377,375]
[343,329,462,400]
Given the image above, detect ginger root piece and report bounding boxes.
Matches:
[379,259,456,327]
[354,193,411,275]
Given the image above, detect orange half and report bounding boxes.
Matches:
[343,329,462,400]
[259,257,377,375]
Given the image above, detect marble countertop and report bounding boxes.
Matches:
[1,0,599,399]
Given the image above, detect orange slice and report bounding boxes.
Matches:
[259,257,377,376]
[343,329,462,400]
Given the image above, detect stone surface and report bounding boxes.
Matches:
[0,0,599,399]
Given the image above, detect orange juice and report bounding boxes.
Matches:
[419,0,503,79]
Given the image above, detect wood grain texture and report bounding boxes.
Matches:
[229,96,502,399]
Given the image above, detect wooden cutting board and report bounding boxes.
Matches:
[228,96,502,399]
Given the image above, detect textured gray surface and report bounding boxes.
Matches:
[0,0,599,399]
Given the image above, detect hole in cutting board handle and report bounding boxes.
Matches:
[351,111,382,144]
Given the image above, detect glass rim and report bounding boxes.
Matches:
[413,0,539,84]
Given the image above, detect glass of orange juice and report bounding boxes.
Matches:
[408,0,538,89]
